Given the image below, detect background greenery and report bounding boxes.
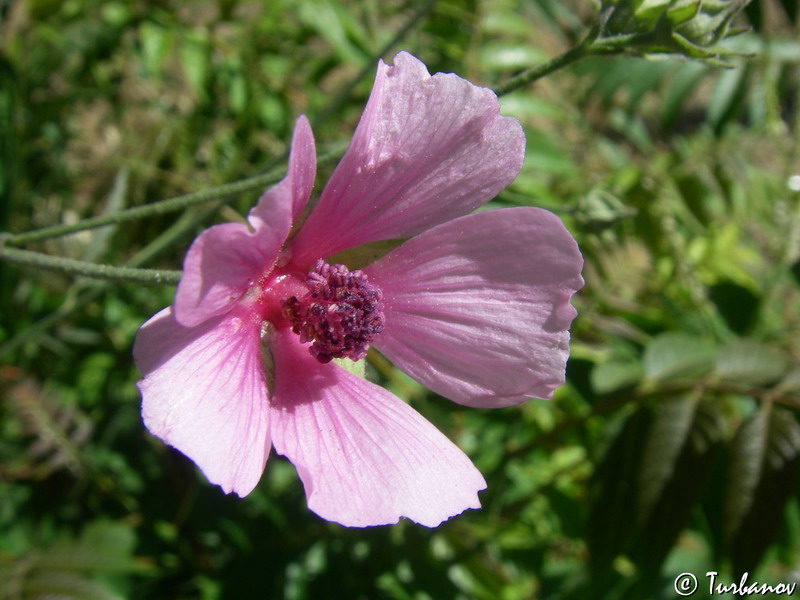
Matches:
[2,0,800,598]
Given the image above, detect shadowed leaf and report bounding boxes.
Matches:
[725,405,800,573]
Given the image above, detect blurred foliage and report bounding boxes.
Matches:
[2,0,800,598]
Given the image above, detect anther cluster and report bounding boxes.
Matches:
[282,259,385,363]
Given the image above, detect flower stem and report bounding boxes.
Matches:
[0,246,182,285]
[493,41,592,97]
[0,201,224,359]
[3,171,281,246]
[2,148,345,246]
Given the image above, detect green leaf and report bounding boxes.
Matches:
[40,521,137,573]
[660,61,707,132]
[707,63,747,129]
[591,359,643,394]
[628,397,722,585]
[642,332,716,384]
[724,405,800,572]
[23,571,124,600]
[634,395,698,527]
[180,31,209,102]
[633,0,671,25]
[713,340,788,386]
[587,406,650,569]
[708,281,760,335]
[666,0,702,26]
[587,396,722,584]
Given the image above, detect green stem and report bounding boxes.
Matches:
[3,35,590,250]
[3,171,279,246]
[0,246,181,285]
[493,40,592,97]
[0,202,223,359]
[1,29,595,286]
[2,147,344,246]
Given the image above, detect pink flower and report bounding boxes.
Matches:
[133,52,584,527]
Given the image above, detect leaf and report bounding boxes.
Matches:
[660,61,707,133]
[706,63,747,130]
[587,396,722,586]
[179,31,209,102]
[591,360,643,394]
[713,340,788,386]
[642,332,717,385]
[708,281,759,335]
[628,398,722,581]
[634,395,698,528]
[587,405,650,570]
[724,405,800,573]
[23,571,124,600]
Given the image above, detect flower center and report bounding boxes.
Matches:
[281,259,385,364]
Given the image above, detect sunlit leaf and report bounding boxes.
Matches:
[642,332,717,384]
[591,359,643,394]
[713,339,788,386]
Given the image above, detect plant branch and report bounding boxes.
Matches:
[2,148,344,246]
[0,201,224,359]
[493,39,592,97]
[0,246,182,285]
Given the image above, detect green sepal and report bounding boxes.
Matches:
[332,356,367,380]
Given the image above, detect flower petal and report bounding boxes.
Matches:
[174,116,316,327]
[134,307,270,496]
[268,328,486,527]
[364,207,584,408]
[290,51,525,265]
[173,222,280,327]
[250,115,316,228]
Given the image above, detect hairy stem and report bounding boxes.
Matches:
[494,40,591,97]
[2,148,343,246]
[0,246,182,285]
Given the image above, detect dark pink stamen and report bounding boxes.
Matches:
[281,259,385,363]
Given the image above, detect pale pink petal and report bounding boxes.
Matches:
[134,307,270,496]
[290,51,525,265]
[250,115,316,228]
[364,207,584,408]
[174,116,316,327]
[268,328,486,527]
[173,222,281,327]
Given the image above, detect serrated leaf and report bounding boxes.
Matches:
[628,398,722,584]
[587,406,650,569]
[713,340,788,386]
[724,405,800,572]
[642,332,716,384]
[588,396,722,583]
[635,395,698,527]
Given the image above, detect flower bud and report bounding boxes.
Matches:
[592,0,753,65]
